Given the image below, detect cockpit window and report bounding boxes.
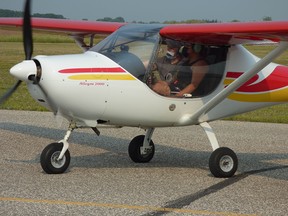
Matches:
[89,26,229,99]
[89,24,163,79]
[147,38,229,98]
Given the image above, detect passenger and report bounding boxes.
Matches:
[150,39,184,96]
[171,44,209,97]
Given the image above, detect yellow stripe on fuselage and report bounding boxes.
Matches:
[68,74,136,81]
[223,78,234,85]
[228,87,288,102]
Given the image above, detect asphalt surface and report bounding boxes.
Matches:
[0,110,288,216]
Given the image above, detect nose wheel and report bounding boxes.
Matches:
[40,123,74,174]
[40,142,71,174]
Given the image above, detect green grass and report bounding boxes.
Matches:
[0,27,75,43]
[1,27,288,123]
[0,27,82,111]
[225,104,288,123]
[0,42,82,111]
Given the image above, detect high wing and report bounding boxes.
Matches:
[0,18,127,50]
[0,17,126,35]
[160,21,288,45]
[1,18,288,44]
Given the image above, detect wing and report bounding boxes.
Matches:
[0,17,126,35]
[160,21,288,45]
[0,18,127,50]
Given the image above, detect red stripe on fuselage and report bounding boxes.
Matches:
[59,67,126,73]
[227,65,288,92]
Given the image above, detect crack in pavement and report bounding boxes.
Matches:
[142,165,288,216]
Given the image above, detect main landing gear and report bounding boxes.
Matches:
[127,123,238,178]
[128,128,155,163]
[200,122,238,178]
[40,122,237,178]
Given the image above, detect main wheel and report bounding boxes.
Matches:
[40,142,70,174]
[128,135,155,163]
[209,147,238,178]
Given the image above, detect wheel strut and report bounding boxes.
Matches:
[200,122,219,151]
[57,122,76,160]
[141,128,155,155]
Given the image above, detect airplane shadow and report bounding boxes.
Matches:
[1,122,288,181]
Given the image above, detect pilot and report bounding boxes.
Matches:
[171,44,209,97]
[151,39,184,96]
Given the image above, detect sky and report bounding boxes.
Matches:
[0,0,288,23]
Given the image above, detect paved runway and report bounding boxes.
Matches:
[0,110,288,215]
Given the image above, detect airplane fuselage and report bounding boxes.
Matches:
[7,24,288,128]
[25,44,288,128]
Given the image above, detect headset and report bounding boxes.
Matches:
[192,44,203,53]
[179,44,203,57]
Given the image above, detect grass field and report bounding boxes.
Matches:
[1,27,288,122]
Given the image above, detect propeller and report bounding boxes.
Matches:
[23,0,33,61]
[0,81,22,104]
[0,0,33,105]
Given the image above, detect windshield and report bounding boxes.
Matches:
[89,24,163,80]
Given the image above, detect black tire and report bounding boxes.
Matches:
[128,135,155,163]
[209,147,238,178]
[40,142,70,174]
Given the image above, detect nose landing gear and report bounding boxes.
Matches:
[40,142,71,174]
[40,123,75,174]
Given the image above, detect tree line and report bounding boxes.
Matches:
[0,8,272,23]
[0,9,65,19]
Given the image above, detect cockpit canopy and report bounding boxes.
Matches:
[90,24,229,98]
[89,24,163,79]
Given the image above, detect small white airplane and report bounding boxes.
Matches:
[1,0,288,177]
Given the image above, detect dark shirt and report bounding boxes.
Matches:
[170,58,202,91]
[156,56,184,83]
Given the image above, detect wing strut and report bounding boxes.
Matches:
[189,42,288,123]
